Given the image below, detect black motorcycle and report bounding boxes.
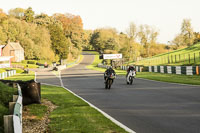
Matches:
[105,73,116,89]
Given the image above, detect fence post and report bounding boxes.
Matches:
[184,54,186,64]
[4,115,14,133]
[189,54,190,64]
[194,53,196,64]
[175,55,177,63]
[179,54,181,63]
[199,52,200,62]
[171,55,173,63]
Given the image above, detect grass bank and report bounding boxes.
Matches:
[136,43,200,66]
[0,82,17,132]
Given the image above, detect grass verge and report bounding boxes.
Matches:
[5,71,35,81]
[41,85,127,133]
[24,103,48,120]
[136,72,200,85]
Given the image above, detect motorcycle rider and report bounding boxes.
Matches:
[126,65,135,77]
[104,66,116,82]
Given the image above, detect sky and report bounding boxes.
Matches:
[1,0,200,44]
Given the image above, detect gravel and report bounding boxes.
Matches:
[22,99,57,133]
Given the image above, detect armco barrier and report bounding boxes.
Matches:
[4,83,22,133]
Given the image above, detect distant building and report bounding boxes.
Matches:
[2,41,24,62]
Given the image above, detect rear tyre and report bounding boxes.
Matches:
[105,79,108,89]
[129,77,133,85]
[108,80,112,89]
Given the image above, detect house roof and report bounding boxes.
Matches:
[9,42,23,50]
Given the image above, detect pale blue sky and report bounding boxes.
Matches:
[1,0,200,43]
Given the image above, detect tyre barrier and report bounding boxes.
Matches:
[98,64,200,75]
[148,66,200,75]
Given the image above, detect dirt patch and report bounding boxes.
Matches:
[22,99,57,133]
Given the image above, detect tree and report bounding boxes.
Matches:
[90,28,119,52]
[172,34,184,48]
[34,13,62,27]
[0,9,7,23]
[82,30,93,50]
[8,8,25,19]
[54,13,84,49]
[181,19,195,46]
[126,22,139,61]
[48,23,70,60]
[126,22,137,40]
[24,7,34,23]
[138,25,158,57]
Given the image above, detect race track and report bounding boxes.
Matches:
[61,54,200,133]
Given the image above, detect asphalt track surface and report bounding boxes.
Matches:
[47,54,199,133]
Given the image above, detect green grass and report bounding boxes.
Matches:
[12,62,39,69]
[25,103,48,120]
[0,69,6,73]
[83,51,100,55]
[136,72,200,85]
[41,85,127,133]
[5,71,35,81]
[0,82,17,132]
[135,43,200,66]
[0,68,24,74]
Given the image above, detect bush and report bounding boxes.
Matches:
[27,60,37,64]
[21,60,27,64]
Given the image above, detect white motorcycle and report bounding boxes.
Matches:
[126,70,136,85]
